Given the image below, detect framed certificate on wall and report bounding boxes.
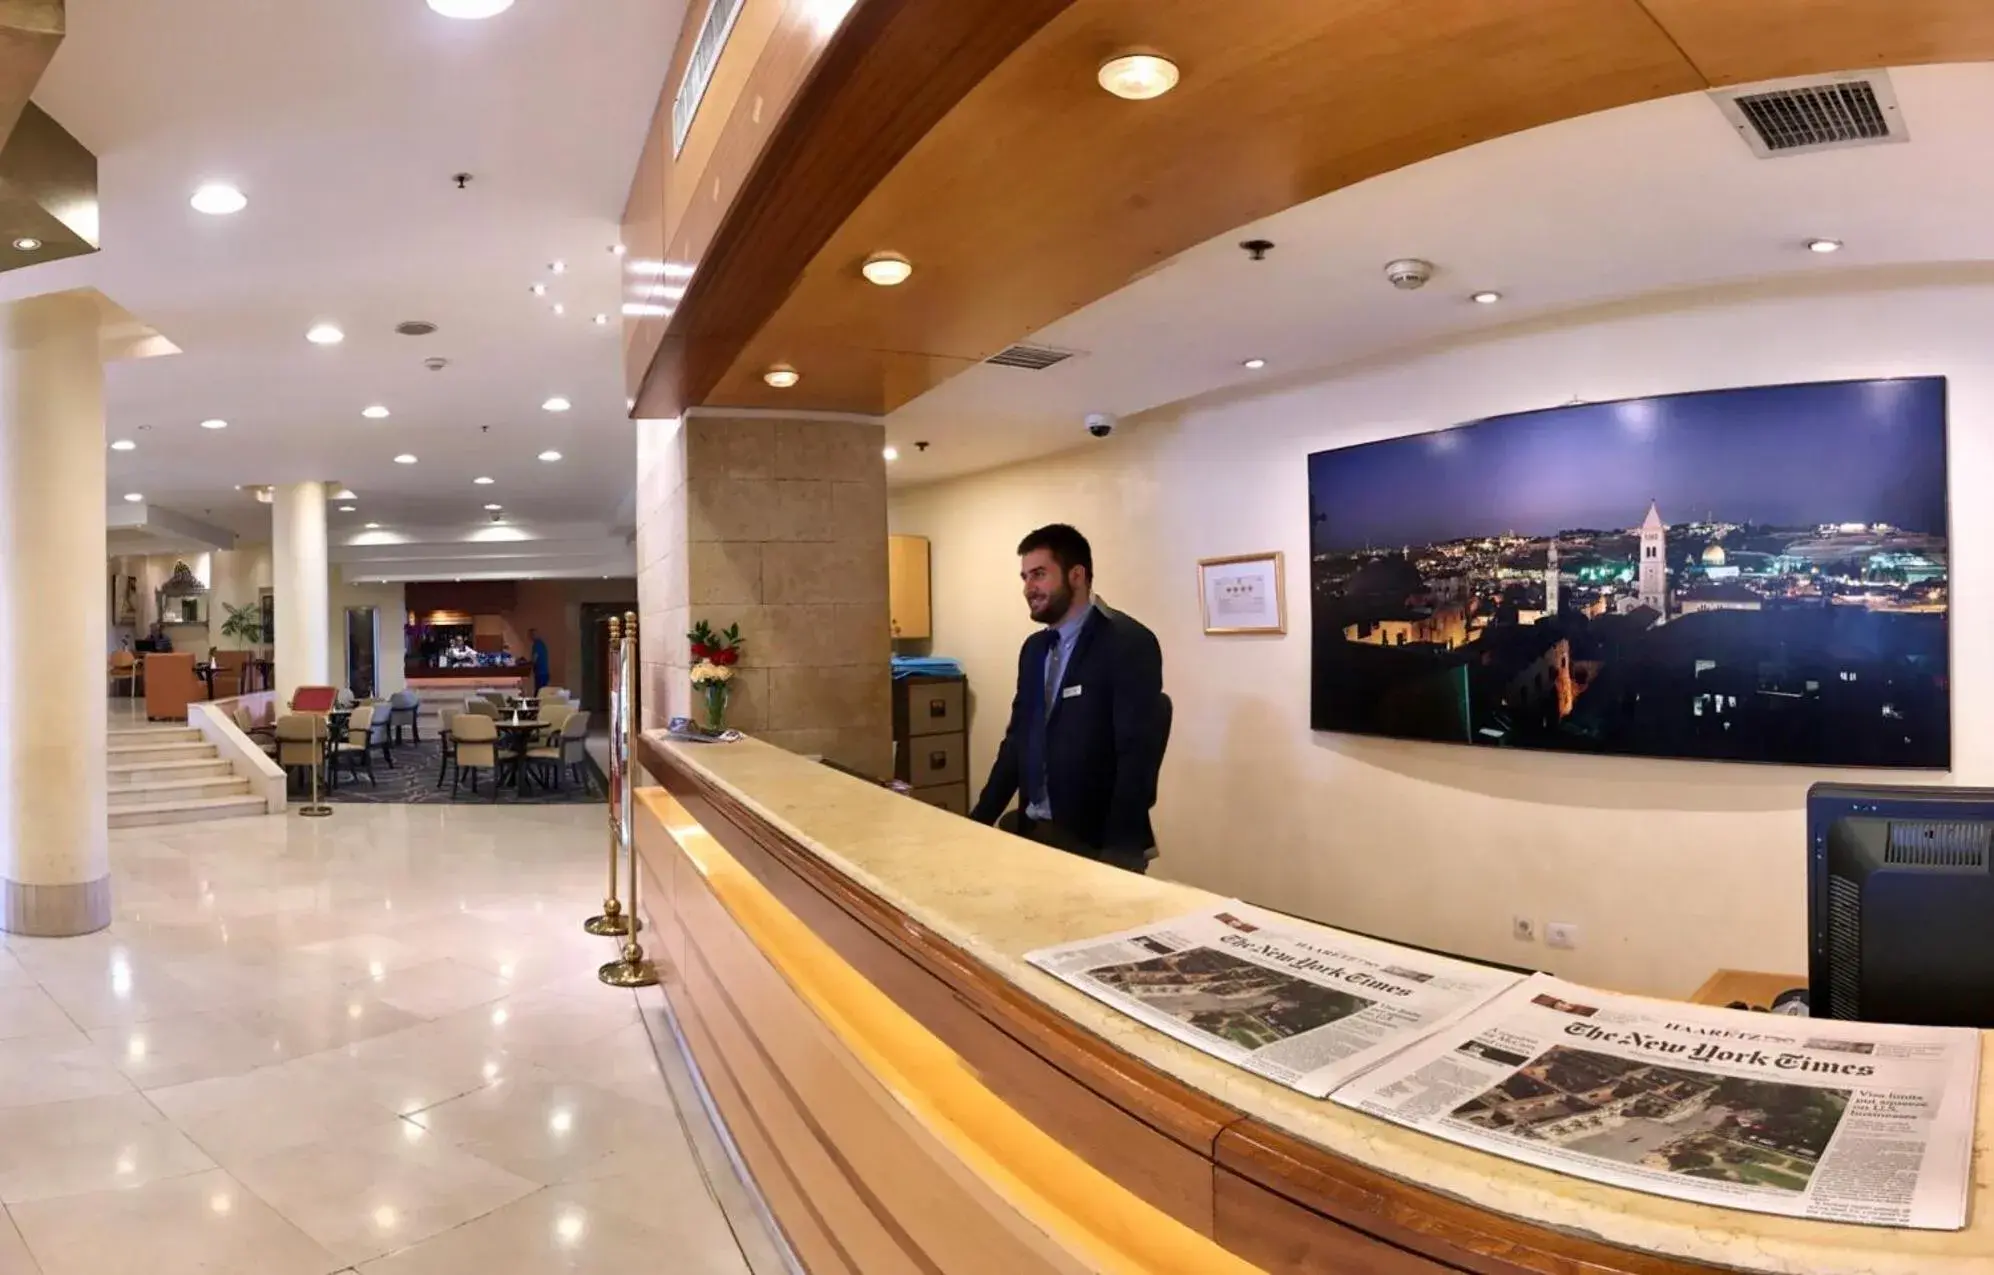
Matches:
[1198,551,1286,635]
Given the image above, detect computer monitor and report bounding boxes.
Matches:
[1807,783,1994,1028]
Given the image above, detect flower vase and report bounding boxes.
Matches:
[700,681,731,735]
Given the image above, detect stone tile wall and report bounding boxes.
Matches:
[636,413,890,776]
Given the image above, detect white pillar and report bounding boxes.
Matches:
[0,293,108,936]
[272,482,330,706]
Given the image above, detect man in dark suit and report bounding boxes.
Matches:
[970,524,1165,873]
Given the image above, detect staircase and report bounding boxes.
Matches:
[107,726,268,829]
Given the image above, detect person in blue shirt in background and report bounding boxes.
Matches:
[529,628,551,691]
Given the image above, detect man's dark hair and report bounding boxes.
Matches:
[1018,523,1093,582]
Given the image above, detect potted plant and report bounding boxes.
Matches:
[686,619,743,734]
[219,601,265,651]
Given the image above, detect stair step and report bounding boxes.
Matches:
[108,777,253,808]
[108,727,202,744]
[108,758,234,786]
[108,795,267,829]
[105,742,218,765]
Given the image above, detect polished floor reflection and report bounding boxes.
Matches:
[0,803,752,1274]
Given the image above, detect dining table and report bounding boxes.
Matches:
[494,716,548,792]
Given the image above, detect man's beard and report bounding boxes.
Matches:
[1029,579,1074,625]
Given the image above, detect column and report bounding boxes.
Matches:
[271,481,330,706]
[637,411,891,776]
[0,292,108,935]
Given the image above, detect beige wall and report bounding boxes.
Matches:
[638,413,891,774]
[109,543,272,653]
[329,576,406,698]
[890,280,1994,998]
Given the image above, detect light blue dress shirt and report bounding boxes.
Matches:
[1025,600,1092,820]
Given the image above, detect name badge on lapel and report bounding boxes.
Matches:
[1061,685,1084,700]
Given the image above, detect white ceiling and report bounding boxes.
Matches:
[21,0,681,558]
[886,61,1994,486]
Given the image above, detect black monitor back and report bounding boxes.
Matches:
[1808,783,1994,1028]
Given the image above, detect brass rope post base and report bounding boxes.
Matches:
[598,937,659,988]
[584,896,642,936]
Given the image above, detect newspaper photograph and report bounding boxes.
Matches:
[1331,974,1980,1229]
[1023,903,1524,1098]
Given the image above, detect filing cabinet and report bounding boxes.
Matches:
[892,673,967,814]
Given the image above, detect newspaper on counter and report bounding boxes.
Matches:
[1332,973,1980,1230]
[1022,902,1524,1098]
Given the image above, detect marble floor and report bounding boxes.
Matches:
[0,801,756,1274]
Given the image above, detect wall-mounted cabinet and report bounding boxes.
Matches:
[888,534,931,641]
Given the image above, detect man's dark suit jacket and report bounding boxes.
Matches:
[970,602,1165,857]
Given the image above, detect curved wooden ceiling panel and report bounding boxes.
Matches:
[658,0,1994,417]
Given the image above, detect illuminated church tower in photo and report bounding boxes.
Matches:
[1543,537,1560,616]
[1638,499,1668,618]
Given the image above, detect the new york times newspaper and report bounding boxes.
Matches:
[1023,903,1523,1098]
[1332,974,1980,1229]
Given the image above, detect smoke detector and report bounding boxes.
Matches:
[424,356,449,371]
[1383,258,1435,290]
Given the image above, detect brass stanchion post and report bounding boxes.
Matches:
[298,708,333,818]
[600,612,658,988]
[584,616,632,936]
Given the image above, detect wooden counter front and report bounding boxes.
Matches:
[635,733,1993,1275]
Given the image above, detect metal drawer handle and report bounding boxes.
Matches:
[929,750,947,770]
[928,698,947,718]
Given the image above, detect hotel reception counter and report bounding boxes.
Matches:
[631,733,1994,1275]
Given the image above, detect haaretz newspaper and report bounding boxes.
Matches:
[1333,974,1980,1229]
[1023,903,1523,1098]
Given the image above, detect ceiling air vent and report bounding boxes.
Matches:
[1711,71,1906,159]
[985,343,1078,371]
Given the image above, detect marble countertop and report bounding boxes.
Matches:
[651,733,1993,1275]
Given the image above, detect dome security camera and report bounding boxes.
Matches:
[1085,413,1116,439]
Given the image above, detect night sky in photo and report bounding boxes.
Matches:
[1309,378,1948,555]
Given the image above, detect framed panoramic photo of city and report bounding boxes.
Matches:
[1307,377,1950,768]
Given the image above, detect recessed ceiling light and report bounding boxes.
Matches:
[1471,290,1502,305]
[611,243,626,256]
[549,260,566,274]
[1097,53,1179,101]
[484,503,503,511]
[473,475,494,485]
[110,439,136,451]
[333,488,357,500]
[541,396,570,412]
[592,313,608,325]
[551,303,565,316]
[529,283,547,297]
[338,505,357,513]
[11,237,40,252]
[861,252,913,286]
[306,323,344,345]
[1242,358,1266,370]
[621,302,669,318]
[199,418,228,430]
[538,450,562,462]
[763,365,799,389]
[1806,238,1843,254]
[882,445,899,461]
[362,405,389,419]
[123,493,143,503]
[426,0,513,17]
[365,522,381,529]
[189,183,247,215]
[394,454,417,465]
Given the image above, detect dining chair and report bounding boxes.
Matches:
[434,708,460,789]
[108,650,140,698]
[449,714,500,800]
[525,709,593,793]
[329,705,378,787]
[274,714,325,794]
[537,703,576,747]
[386,690,421,743]
[233,706,277,757]
[464,699,500,719]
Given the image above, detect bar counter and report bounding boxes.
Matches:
[403,663,532,698]
[633,733,1993,1275]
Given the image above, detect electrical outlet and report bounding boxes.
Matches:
[1546,922,1579,950]
[1512,915,1536,943]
